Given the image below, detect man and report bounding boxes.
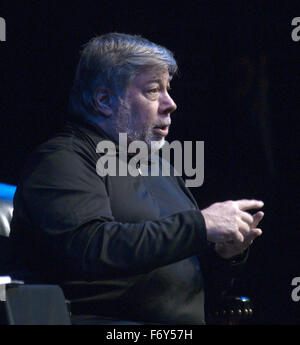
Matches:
[9,33,264,324]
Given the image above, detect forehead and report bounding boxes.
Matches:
[131,67,171,87]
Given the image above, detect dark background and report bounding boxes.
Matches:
[0,0,299,324]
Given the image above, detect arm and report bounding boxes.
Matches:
[18,149,208,280]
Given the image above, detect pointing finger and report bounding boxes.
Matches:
[236,199,264,211]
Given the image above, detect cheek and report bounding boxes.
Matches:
[132,99,158,126]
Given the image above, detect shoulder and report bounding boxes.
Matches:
[18,123,104,191]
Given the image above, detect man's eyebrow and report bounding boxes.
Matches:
[145,78,172,87]
[145,78,163,84]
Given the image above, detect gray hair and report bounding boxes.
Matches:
[69,32,178,116]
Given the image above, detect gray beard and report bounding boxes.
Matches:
[111,100,165,154]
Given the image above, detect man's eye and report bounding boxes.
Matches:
[148,89,158,93]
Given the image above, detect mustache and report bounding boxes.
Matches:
[153,120,171,129]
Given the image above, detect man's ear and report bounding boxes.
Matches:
[93,88,114,118]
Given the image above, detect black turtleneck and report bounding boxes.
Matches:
[9,116,244,324]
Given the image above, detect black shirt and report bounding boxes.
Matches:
[9,117,240,324]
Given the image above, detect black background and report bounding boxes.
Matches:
[0,0,299,324]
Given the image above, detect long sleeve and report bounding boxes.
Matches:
[10,146,207,281]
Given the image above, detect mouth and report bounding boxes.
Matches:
[153,124,170,137]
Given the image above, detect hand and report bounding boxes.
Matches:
[201,199,264,244]
[215,210,264,259]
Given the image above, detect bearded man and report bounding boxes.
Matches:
[9,33,264,325]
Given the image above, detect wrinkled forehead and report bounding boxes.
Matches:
[131,66,172,86]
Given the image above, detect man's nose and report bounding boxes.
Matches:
[159,91,177,115]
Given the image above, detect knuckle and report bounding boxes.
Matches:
[233,216,240,228]
[232,202,240,211]
[227,200,239,213]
